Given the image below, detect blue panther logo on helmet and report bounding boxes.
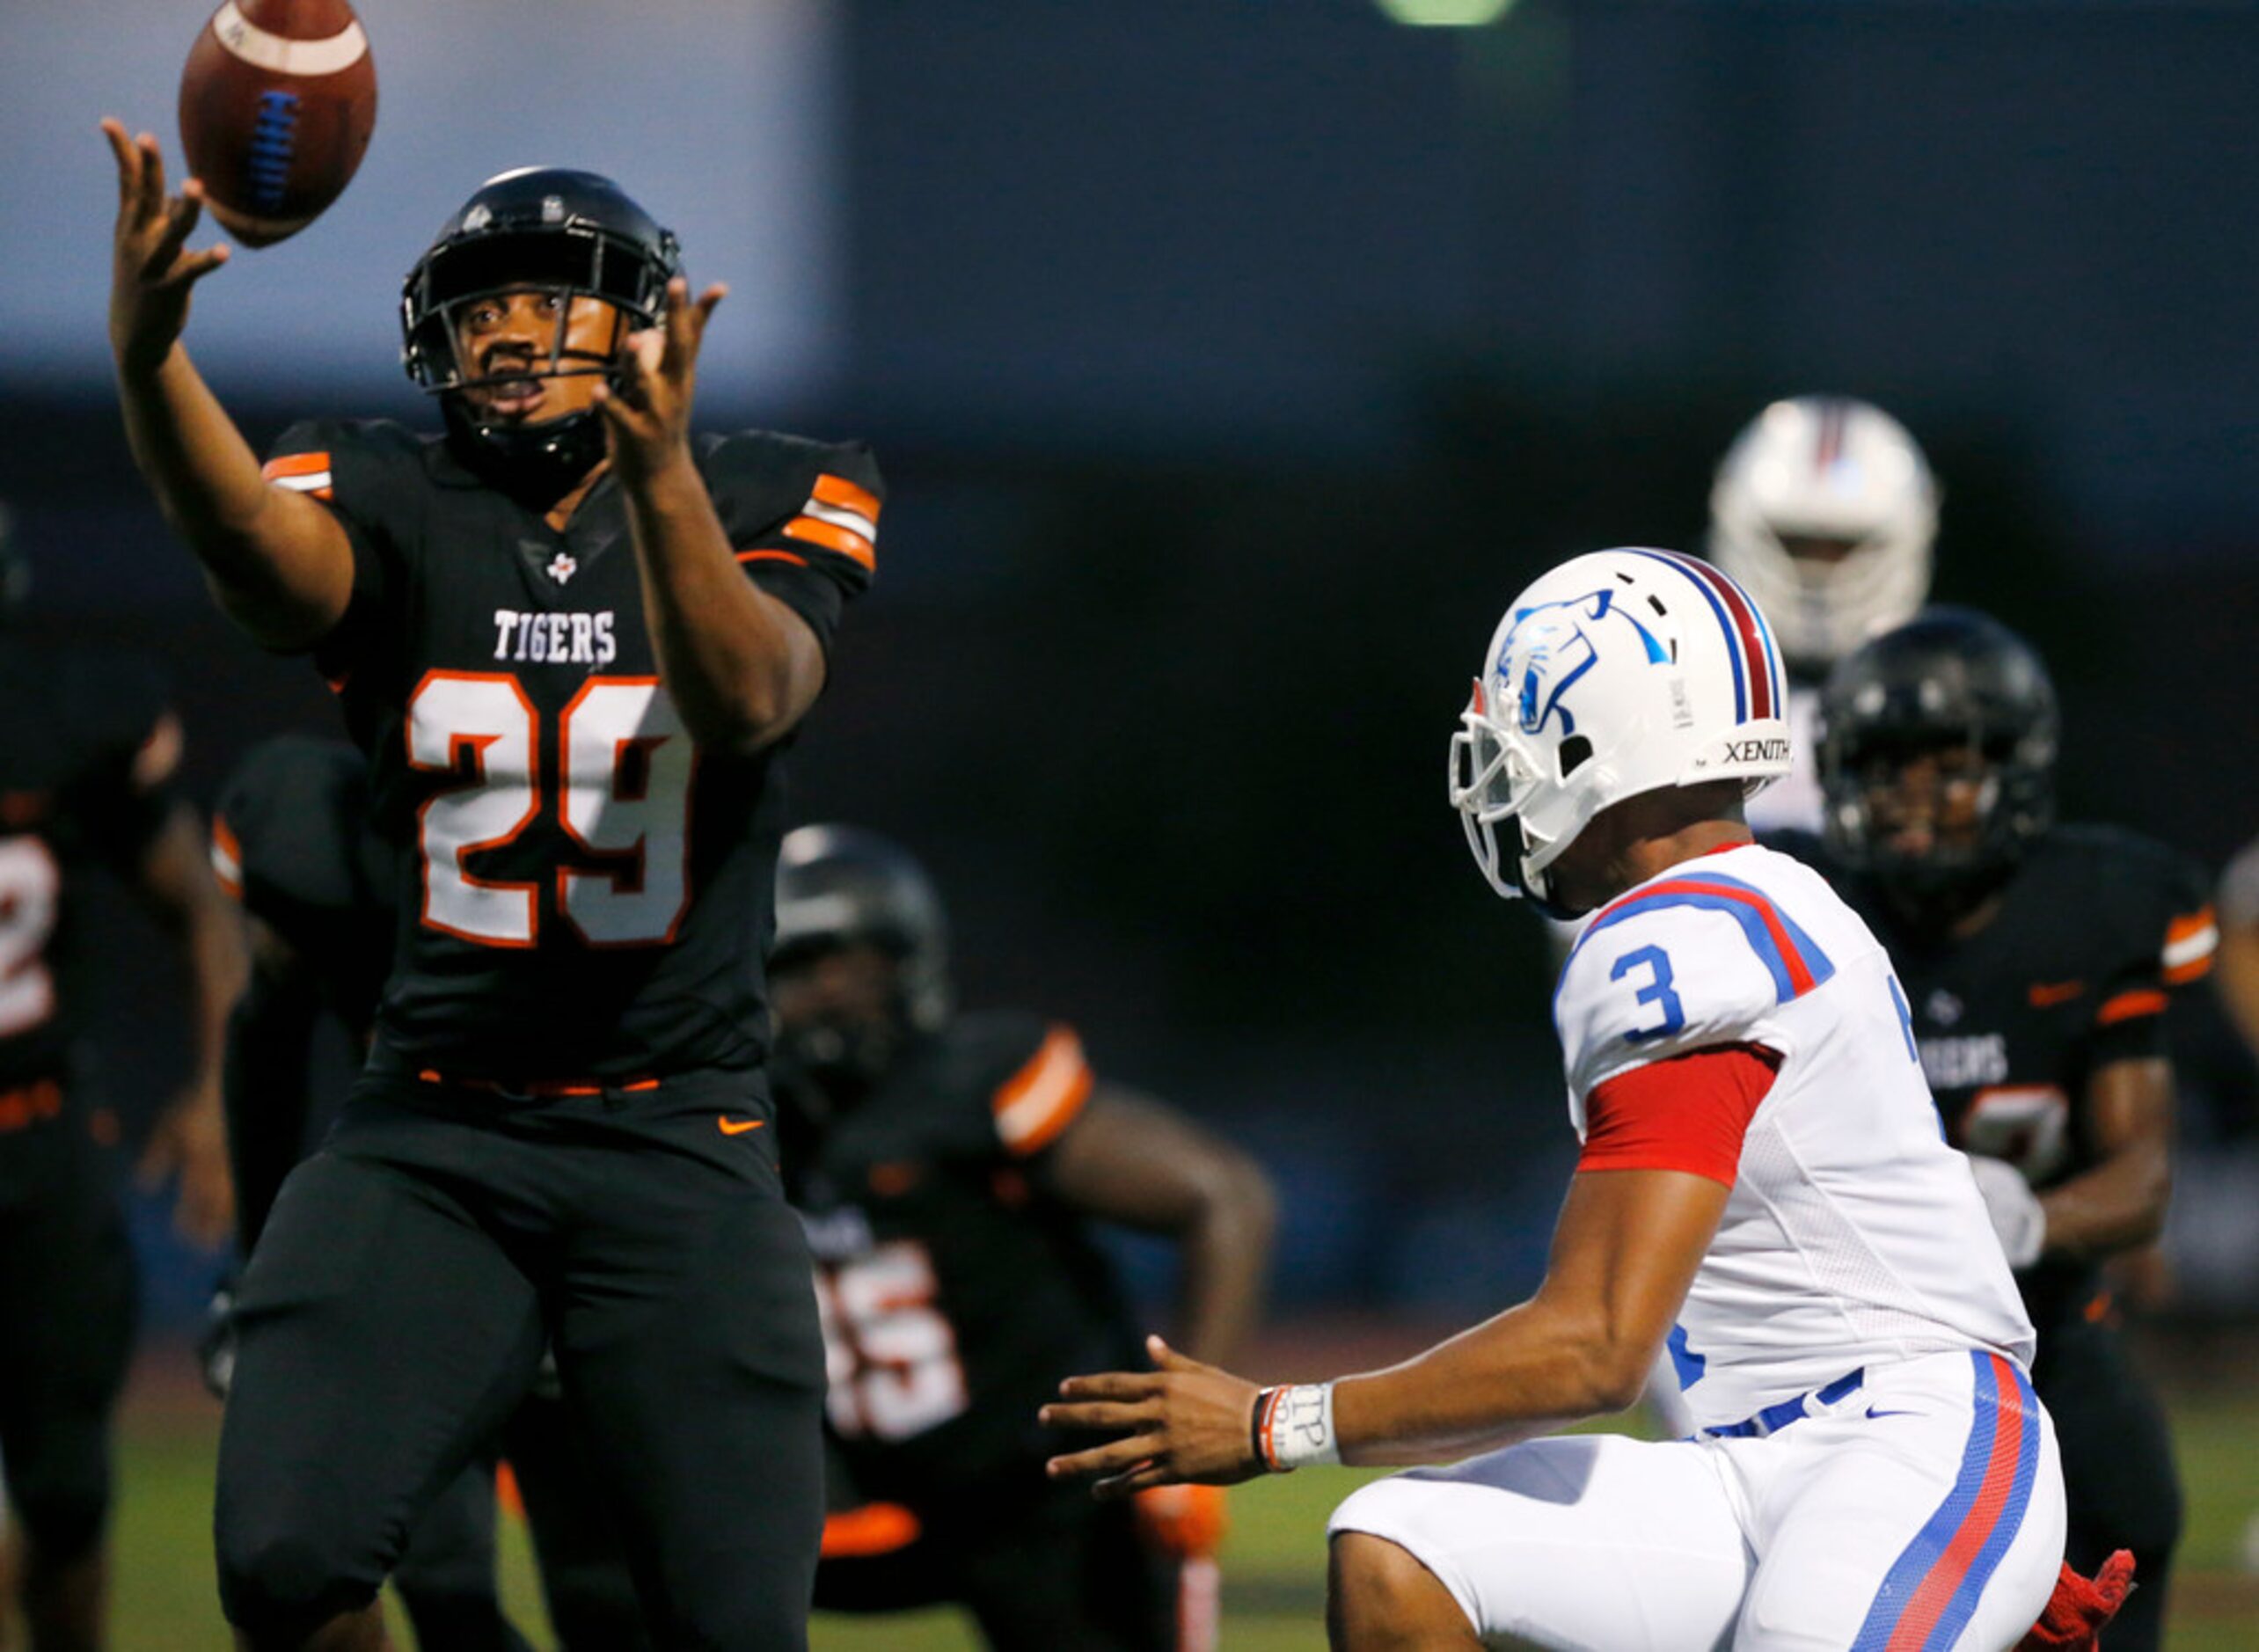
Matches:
[1497,588,1670,738]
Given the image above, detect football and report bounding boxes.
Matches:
[178,0,377,247]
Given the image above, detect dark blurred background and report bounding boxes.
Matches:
[7,0,2257,1329]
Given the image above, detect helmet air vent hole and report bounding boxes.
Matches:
[1558,735,1594,778]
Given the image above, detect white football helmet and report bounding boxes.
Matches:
[1449,548,1791,917]
[1707,395,1939,670]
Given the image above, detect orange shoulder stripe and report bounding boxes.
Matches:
[262,451,330,479]
[209,814,243,901]
[992,1024,1093,1155]
[2166,906,2217,944]
[782,516,876,571]
[812,471,882,523]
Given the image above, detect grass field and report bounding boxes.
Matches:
[82,1355,2259,1649]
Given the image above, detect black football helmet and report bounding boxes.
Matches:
[771,825,953,1087]
[401,167,680,503]
[1818,606,2058,924]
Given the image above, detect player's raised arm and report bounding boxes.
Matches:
[101,121,354,649]
[596,278,829,754]
[1039,1083,1278,1369]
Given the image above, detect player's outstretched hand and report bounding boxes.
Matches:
[138,1079,236,1251]
[595,274,726,485]
[101,119,230,378]
[1042,1334,1268,1500]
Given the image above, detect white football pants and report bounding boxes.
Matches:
[1328,1349,2065,1651]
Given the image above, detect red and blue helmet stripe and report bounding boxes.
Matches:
[1623,549,1786,727]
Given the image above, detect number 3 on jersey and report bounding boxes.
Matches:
[1612,944,1686,1043]
[409,671,692,948]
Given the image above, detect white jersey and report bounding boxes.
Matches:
[1743,681,1824,834]
[1554,842,2034,1429]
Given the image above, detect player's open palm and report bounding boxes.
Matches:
[101,120,230,377]
[1042,1334,1268,1499]
[597,274,726,484]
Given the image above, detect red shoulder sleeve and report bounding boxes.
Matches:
[1579,1043,1781,1188]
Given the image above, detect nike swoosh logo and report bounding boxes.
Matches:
[718,1116,764,1136]
[1865,1407,1916,1420]
[2028,979,2086,1007]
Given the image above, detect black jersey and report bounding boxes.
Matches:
[0,643,176,1093]
[213,735,394,1033]
[1779,825,2216,1327]
[783,1012,1141,1507]
[261,419,879,1086]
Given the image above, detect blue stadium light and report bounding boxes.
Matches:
[1374,0,1517,25]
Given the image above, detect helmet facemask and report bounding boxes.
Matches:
[1448,681,1595,922]
[769,938,919,1099]
[1823,695,2056,929]
[769,824,954,1100]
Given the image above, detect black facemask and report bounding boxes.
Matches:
[773,1006,910,1100]
[442,395,610,515]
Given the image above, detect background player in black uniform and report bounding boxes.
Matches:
[106,127,875,1648]
[770,826,1276,1652]
[0,510,245,1651]
[1797,608,2208,1652]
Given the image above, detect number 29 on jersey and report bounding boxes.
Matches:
[409,670,692,949]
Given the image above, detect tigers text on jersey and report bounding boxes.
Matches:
[1796,824,2215,1329]
[780,1012,1140,1509]
[262,418,879,1086]
[1554,842,2033,1430]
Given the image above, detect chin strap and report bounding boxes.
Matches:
[2015,1552,2135,1651]
[442,398,610,512]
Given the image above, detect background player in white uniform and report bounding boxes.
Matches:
[1709,395,1940,834]
[1042,549,2071,1651]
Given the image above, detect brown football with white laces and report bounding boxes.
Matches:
[178,0,377,247]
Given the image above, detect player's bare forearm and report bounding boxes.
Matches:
[1044,1168,1718,1491]
[1331,1298,1642,1466]
[1327,1165,1732,1462]
[1174,1173,1276,1367]
[2037,1056,2173,1259]
[1043,1089,1279,1367]
[1040,1303,1627,1497]
[622,453,825,751]
[116,349,354,648]
[103,118,350,647]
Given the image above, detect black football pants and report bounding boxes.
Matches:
[0,1089,135,1563]
[502,1389,653,1651]
[214,1073,825,1650]
[2031,1312,2182,1652]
